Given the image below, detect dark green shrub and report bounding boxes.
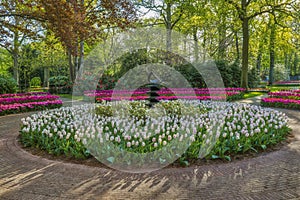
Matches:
[49,76,72,94]
[30,77,42,88]
[215,61,259,88]
[49,76,69,86]
[0,75,18,94]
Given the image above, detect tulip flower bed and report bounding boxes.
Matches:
[20,100,290,166]
[0,92,49,98]
[0,92,62,115]
[84,88,246,102]
[268,91,300,100]
[261,90,300,109]
[273,80,300,86]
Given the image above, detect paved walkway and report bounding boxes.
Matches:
[60,97,87,107]
[0,98,299,199]
[236,94,269,105]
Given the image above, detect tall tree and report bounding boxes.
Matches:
[223,0,295,88]
[139,0,188,53]
[31,32,68,87]
[0,0,41,86]
[40,0,136,82]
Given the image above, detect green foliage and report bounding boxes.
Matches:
[49,76,72,94]
[159,101,183,116]
[96,75,117,90]
[248,68,260,88]
[216,61,241,88]
[49,76,69,86]
[118,49,149,77]
[95,104,113,117]
[0,48,12,76]
[30,77,42,88]
[128,101,148,120]
[215,61,260,88]
[0,75,18,94]
[268,86,299,92]
[174,63,206,88]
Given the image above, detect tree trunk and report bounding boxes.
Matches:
[284,52,289,80]
[166,2,172,53]
[73,41,78,79]
[241,17,249,88]
[43,67,50,87]
[68,49,74,83]
[235,31,240,62]
[193,28,199,62]
[79,40,84,72]
[13,27,19,87]
[73,54,78,78]
[12,53,19,86]
[217,22,226,60]
[268,23,276,85]
[78,0,85,73]
[256,52,262,73]
[203,28,207,62]
[294,52,299,75]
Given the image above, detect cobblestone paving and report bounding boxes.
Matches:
[0,100,299,200]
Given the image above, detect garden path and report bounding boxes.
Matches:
[236,94,268,105]
[0,98,299,200]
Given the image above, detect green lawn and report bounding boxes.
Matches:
[27,87,48,92]
[58,94,83,101]
[243,92,265,99]
[267,86,300,92]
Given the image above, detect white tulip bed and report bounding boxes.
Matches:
[20,100,290,166]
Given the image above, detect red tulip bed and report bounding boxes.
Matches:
[0,92,63,116]
[261,90,300,109]
[84,88,246,102]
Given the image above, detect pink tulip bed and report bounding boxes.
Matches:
[273,80,300,86]
[0,92,63,116]
[261,90,300,109]
[84,88,246,102]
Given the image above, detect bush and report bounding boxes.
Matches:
[162,60,259,88]
[212,61,260,88]
[30,77,42,88]
[95,56,260,90]
[49,76,72,94]
[0,75,18,94]
[49,76,69,86]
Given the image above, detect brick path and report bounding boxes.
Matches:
[0,100,299,199]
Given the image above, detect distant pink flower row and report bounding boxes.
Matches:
[262,98,300,105]
[85,88,245,97]
[97,95,226,101]
[269,91,300,96]
[0,92,49,98]
[0,100,63,115]
[0,95,60,104]
[273,80,300,85]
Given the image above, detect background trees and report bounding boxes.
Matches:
[0,0,299,91]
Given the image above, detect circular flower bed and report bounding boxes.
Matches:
[20,100,290,167]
